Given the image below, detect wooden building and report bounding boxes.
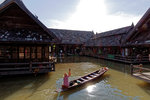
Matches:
[0,0,58,75]
[50,28,94,56]
[83,25,134,63]
[122,8,150,63]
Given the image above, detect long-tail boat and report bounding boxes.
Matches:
[61,67,109,92]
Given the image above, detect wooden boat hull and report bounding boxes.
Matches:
[61,67,108,92]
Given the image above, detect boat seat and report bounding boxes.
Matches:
[82,77,89,81]
[78,78,84,81]
[88,75,92,77]
[93,73,100,76]
[86,76,92,79]
[89,74,96,77]
[80,78,85,80]
[90,74,97,77]
[77,80,81,82]
[97,70,102,74]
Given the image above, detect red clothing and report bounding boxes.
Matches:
[63,73,69,87]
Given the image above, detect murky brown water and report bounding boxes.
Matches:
[0,56,150,100]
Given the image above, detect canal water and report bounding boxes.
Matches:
[0,56,150,100]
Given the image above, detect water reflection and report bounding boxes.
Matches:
[0,74,50,100]
[58,79,140,100]
[86,85,96,93]
[0,56,150,100]
[57,56,131,74]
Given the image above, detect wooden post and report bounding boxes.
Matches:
[53,62,55,71]
[29,61,32,71]
[130,64,133,75]
[50,62,55,71]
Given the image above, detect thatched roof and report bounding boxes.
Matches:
[86,25,133,47]
[50,28,94,45]
[0,0,59,43]
[122,8,150,46]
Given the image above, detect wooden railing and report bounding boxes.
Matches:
[0,62,55,75]
[130,64,150,75]
[114,55,149,63]
[83,53,150,63]
[130,64,150,83]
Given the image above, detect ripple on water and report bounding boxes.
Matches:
[58,79,141,100]
[0,57,150,100]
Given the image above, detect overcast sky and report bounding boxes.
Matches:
[1,0,150,32]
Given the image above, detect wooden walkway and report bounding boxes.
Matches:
[83,55,150,64]
[133,72,150,83]
[131,64,150,83]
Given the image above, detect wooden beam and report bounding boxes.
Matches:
[0,66,51,71]
[0,16,27,20]
[0,22,40,29]
[0,62,54,66]
[0,16,36,25]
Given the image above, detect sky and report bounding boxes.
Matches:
[0,0,150,32]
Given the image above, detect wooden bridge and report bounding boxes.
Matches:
[131,64,150,83]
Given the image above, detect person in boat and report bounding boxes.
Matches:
[62,73,69,89]
[62,69,71,88]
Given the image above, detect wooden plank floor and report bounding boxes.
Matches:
[133,72,150,83]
